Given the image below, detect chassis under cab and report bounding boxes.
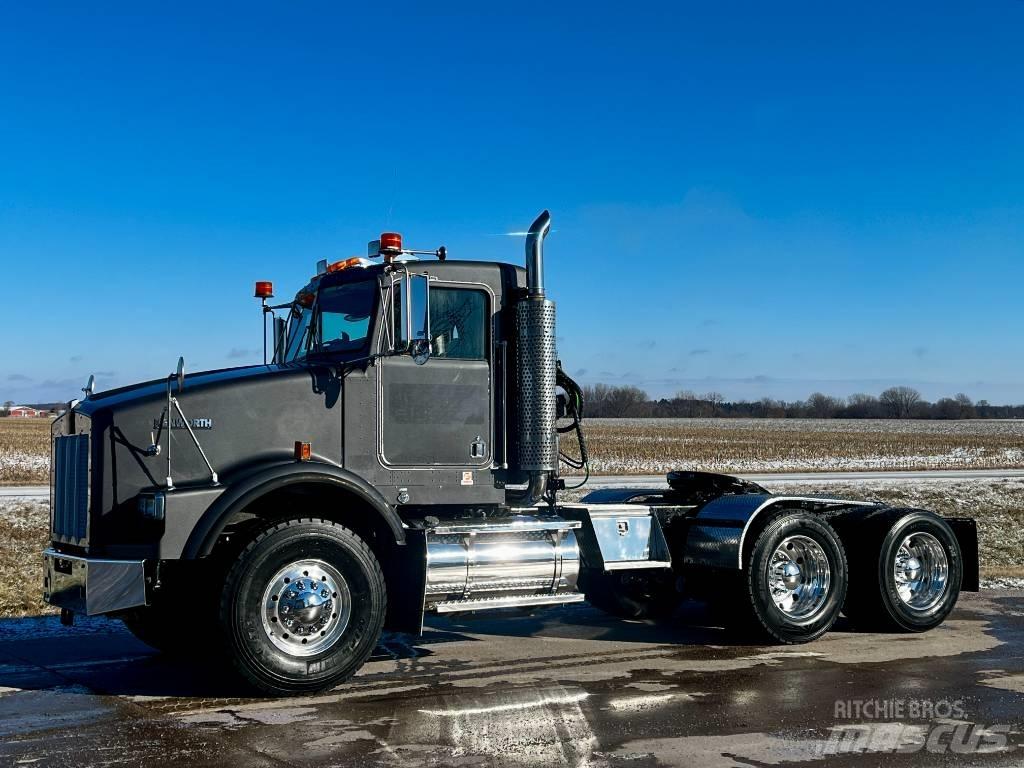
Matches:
[41,212,979,695]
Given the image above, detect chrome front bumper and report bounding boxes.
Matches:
[43,548,147,616]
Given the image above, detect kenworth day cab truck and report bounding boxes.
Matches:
[44,212,978,695]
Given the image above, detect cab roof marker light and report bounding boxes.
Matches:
[327,257,374,273]
[379,232,403,253]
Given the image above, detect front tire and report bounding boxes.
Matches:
[219,518,386,696]
[739,511,848,644]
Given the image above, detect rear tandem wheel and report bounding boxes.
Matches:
[842,510,962,632]
[735,510,849,644]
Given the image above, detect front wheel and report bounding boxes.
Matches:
[219,518,387,696]
[739,511,848,644]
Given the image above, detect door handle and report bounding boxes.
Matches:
[471,436,487,459]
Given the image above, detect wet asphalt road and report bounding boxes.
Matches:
[0,591,1022,768]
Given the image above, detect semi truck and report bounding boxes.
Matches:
[43,211,978,695]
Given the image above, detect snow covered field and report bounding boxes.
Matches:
[0,419,50,485]
[5,418,1024,484]
[583,418,1024,474]
[0,450,48,484]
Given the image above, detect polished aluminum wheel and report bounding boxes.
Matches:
[768,535,832,620]
[261,559,351,657]
[893,532,949,612]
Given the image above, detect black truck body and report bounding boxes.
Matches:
[43,212,978,694]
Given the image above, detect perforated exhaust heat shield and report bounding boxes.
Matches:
[515,297,557,472]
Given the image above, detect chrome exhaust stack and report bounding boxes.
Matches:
[512,210,558,505]
[525,209,552,298]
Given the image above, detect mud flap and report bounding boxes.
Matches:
[945,517,980,592]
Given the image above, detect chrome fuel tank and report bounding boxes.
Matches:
[424,516,582,613]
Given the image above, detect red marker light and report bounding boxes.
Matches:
[296,292,315,308]
[294,441,311,461]
[379,232,403,254]
[254,281,274,299]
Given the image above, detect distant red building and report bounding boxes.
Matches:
[8,406,44,418]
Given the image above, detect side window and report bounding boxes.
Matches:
[430,288,488,360]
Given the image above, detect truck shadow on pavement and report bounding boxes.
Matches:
[0,602,861,700]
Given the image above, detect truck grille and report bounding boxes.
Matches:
[52,433,90,544]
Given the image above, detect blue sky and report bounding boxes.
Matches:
[2,1,1022,405]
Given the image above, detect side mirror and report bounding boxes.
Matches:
[176,357,186,392]
[396,273,431,362]
[410,273,430,343]
[273,317,287,362]
[82,374,96,399]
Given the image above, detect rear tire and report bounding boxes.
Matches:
[843,511,961,632]
[738,511,847,644]
[219,518,386,696]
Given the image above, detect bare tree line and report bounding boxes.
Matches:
[581,384,1024,419]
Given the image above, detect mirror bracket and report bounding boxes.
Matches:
[411,338,431,365]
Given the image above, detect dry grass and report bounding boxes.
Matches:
[0,500,54,617]
[582,418,1024,474]
[0,418,50,485]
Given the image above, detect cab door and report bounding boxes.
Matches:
[378,279,493,468]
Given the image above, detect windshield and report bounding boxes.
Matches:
[312,278,377,355]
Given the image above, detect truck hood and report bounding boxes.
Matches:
[68,360,348,545]
[74,364,302,416]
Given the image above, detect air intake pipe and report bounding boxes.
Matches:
[512,210,558,505]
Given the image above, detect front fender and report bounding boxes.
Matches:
[181,461,405,559]
[682,494,876,570]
